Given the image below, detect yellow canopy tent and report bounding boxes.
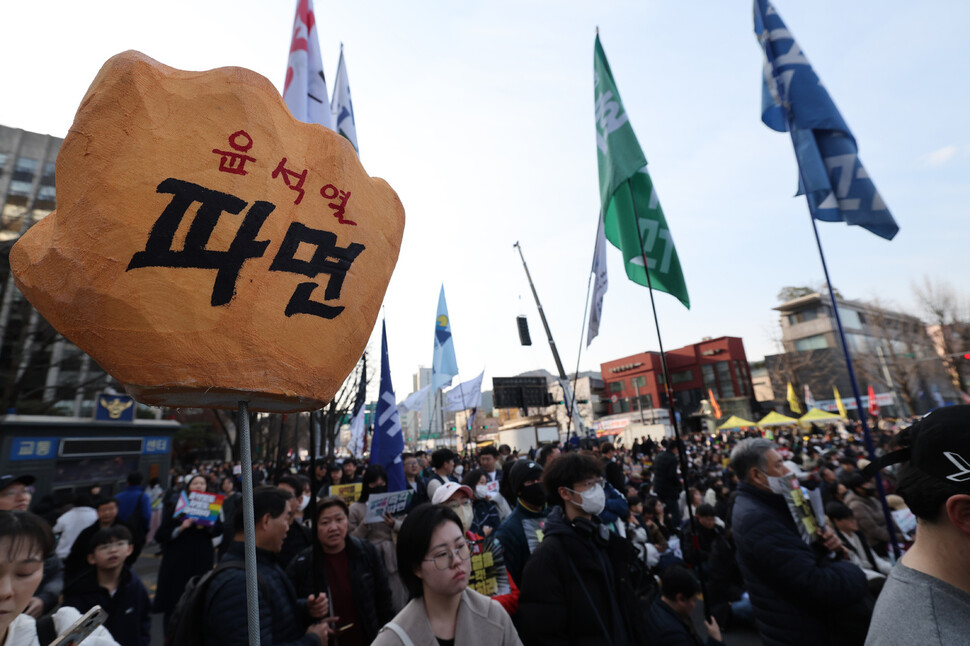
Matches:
[757,411,799,427]
[798,408,845,427]
[717,415,757,430]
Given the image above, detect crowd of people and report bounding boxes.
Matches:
[3,405,970,645]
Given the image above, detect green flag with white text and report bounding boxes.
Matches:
[593,35,689,309]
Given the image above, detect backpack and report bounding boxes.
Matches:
[166,560,261,645]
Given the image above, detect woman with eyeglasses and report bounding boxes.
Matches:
[0,510,119,645]
[372,504,521,646]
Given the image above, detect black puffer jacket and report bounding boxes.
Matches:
[652,450,681,500]
[286,536,394,645]
[517,506,650,646]
[204,541,319,646]
[732,482,871,646]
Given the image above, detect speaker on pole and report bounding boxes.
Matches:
[516,315,532,346]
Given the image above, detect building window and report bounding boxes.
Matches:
[837,307,862,329]
[734,360,748,397]
[631,376,647,388]
[715,361,735,398]
[617,398,631,413]
[609,380,625,393]
[794,334,829,351]
[37,186,56,202]
[788,308,819,325]
[701,364,717,389]
[671,370,693,384]
[8,181,33,196]
[631,394,653,410]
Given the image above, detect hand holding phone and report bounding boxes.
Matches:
[49,605,108,646]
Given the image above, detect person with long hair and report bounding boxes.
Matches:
[372,504,520,645]
[151,474,221,626]
[0,510,118,645]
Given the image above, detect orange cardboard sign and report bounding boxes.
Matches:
[10,51,404,412]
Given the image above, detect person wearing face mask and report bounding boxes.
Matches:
[461,469,503,536]
[431,481,520,616]
[844,473,906,557]
[518,452,651,645]
[276,476,314,570]
[730,438,872,646]
[492,460,548,588]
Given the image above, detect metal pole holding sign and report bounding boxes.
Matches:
[237,401,261,646]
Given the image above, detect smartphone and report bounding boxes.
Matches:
[48,605,108,646]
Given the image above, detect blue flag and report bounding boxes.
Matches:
[754,0,899,240]
[431,285,459,393]
[372,321,405,491]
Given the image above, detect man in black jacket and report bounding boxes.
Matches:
[652,441,683,527]
[204,486,336,646]
[730,438,871,645]
[518,452,650,645]
[644,566,723,646]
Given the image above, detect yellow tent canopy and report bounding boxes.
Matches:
[798,408,845,426]
[757,411,799,427]
[717,415,757,430]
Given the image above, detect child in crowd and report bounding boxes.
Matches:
[63,525,151,646]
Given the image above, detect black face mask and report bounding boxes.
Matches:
[369,485,387,494]
[519,483,546,507]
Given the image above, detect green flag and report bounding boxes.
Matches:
[594,35,689,308]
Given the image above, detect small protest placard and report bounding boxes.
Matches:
[521,517,546,554]
[485,480,500,496]
[468,535,510,597]
[364,490,412,524]
[329,483,362,506]
[174,491,224,526]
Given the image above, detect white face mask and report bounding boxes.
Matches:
[299,494,310,511]
[568,482,606,516]
[454,465,464,476]
[761,470,795,496]
[475,485,490,500]
[451,501,474,532]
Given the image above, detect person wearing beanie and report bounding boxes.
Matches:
[492,459,546,587]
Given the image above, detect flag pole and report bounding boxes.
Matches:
[626,177,710,617]
[785,128,902,560]
[308,410,323,596]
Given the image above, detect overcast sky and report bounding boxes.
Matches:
[2,1,968,402]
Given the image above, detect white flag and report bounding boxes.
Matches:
[442,371,484,412]
[348,404,366,457]
[587,213,608,347]
[399,384,431,412]
[283,0,333,129]
[559,378,589,437]
[804,384,816,410]
[331,45,358,152]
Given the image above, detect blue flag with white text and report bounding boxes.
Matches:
[372,321,405,491]
[432,286,459,393]
[754,0,899,240]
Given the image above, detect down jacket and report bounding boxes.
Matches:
[732,482,871,646]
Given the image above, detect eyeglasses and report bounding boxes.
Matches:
[424,542,471,570]
[94,541,130,553]
[0,486,32,498]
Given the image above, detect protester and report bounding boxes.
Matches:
[644,566,724,645]
[843,473,905,557]
[152,473,221,627]
[349,464,408,611]
[730,437,872,645]
[145,477,165,544]
[492,459,547,587]
[114,472,151,562]
[343,459,360,484]
[478,446,503,484]
[217,474,241,558]
[63,525,151,646]
[462,468,502,536]
[518,452,650,645]
[425,448,458,501]
[276,475,313,569]
[653,441,684,527]
[372,504,520,645]
[600,442,626,492]
[203,486,334,645]
[681,503,722,577]
[287,496,394,645]
[826,501,891,596]
[0,510,119,645]
[402,453,428,507]
[865,406,970,645]
[53,493,98,560]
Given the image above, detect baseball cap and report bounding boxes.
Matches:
[0,474,36,491]
[431,482,474,505]
[508,459,544,495]
[862,405,970,486]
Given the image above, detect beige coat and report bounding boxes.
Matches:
[372,588,522,646]
[349,500,409,611]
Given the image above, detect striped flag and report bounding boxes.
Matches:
[283,0,334,129]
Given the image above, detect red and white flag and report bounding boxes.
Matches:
[283,0,333,129]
